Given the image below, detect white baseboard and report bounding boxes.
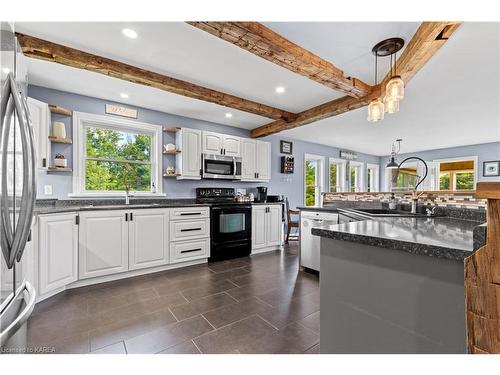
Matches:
[251,245,282,255]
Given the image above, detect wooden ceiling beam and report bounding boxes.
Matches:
[16,33,295,121]
[188,22,373,98]
[251,21,462,138]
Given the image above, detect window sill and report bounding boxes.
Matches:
[67,192,166,199]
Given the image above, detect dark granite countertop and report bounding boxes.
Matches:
[34,199,282,215]
[311,216,484,261]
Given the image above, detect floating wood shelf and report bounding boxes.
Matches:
[163,127,181,133]
[163,173,180,177]
[48,136,73,144]
[162,150,181,155]
[48,167,73,173]
[48,105,73,116]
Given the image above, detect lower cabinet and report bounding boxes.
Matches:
[170,238,210,264]
[78,210,129,279]
[38,213,78,295]
[129,209,169,270]
[251,205,282,253]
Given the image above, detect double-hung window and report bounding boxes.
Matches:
[304,154,324,207]
[73,112,162,196]
[349,161,365,192]
[328,158,346,192]
[366,163,380,192]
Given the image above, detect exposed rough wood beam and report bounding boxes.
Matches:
[251,86,381,138]
[381,21,462,90]
[188,22,373,98]
[251,21,461,138]
[16,33,295,121]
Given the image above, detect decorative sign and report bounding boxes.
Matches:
[483,161,500,177]
[105,104,137,119]
[280,140,293,155]
[339,149,358,160]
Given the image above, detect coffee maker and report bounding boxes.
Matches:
[255,186,268,203]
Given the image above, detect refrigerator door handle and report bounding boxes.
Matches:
[0,91,15,265]
[0,74,36,268]
[0,281,36,347]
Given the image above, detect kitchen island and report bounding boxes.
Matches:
[312,215,484,354]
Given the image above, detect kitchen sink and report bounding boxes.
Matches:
[343,208,440,218]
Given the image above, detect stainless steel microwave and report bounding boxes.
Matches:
[202,154,242,180]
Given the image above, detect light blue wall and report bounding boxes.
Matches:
[379,142,500,191]
[29,85,379,209]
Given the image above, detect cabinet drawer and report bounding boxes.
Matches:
[170,219,209,241]
[170,238,210,264]
[170,206,209,220]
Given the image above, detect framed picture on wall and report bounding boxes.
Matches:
[280,140,293,154]
[483,161,500,177]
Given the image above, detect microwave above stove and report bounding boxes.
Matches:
[202,153,242,180]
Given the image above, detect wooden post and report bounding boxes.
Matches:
[465,182,500,353]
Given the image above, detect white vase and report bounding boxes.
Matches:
[53,122,66,139]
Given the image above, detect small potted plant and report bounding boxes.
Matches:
[53,153,67,168]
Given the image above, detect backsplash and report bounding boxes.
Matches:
[322,191,487,210]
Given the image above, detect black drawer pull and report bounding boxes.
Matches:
[180,212,202,216]
[180,227,202,232]
[180,248,202,254]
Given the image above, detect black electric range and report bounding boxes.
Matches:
[196,188,251,262]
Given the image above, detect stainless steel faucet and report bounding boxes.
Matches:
[125,189,133,205]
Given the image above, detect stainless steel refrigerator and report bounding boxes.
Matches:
[0,22,37,353]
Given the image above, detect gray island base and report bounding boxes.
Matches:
[319,237,466,353]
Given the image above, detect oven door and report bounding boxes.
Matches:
[202,154,240,179]
[211,206,251,243]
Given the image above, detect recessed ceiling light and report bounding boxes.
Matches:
[122,28,138,39]
[2,67,10,74]
[225,113,233,118]
[120,93,129,99]
[275,86,286,94]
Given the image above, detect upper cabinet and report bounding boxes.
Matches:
[176,128,202,180]
[202,131,241,157]
[27,97,51,170]
[241,139,271,182]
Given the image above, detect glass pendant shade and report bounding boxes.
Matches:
[384,95,399,114]
[367,98,385,122]
[386,75,405,101]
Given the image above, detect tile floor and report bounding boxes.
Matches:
[27,244,320,354]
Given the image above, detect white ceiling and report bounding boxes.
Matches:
[15,22,500,155]
[263,22,420,84]
[282,22,500,155]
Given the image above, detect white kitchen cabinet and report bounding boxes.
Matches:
[170,218,209,242]
[202,131,223,154]
[241,139,270,182]
[266,205,282,247]
[255,140,271,181]
[79,210,128,279]
[251,205,268,250]
[128,209,169,271]
[241,138,257,180]
[170,238,210,264]
[38,213,78,295]
[222,134,241,157]
[202,131,241,157]
[27,97,51,170]
[251,205,282,253]
[176,128,201,179]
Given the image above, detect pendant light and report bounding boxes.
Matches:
[383,54,400,114]
[367,51,384,122]
[386,139,402,169]
[369,37,404,122]
[386,41,405,101]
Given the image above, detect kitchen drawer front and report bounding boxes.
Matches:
[170,206,209,220]
[170,238,210,264]
[170,219,209,241]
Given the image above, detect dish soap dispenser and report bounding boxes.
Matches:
[388,193,397,210]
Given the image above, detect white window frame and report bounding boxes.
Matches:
[434,156,478,191]
[328,157,346,192]
[366,163,380,192]
[304,153,324,207]
[71,111,163,197]
[349,161,365,192]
